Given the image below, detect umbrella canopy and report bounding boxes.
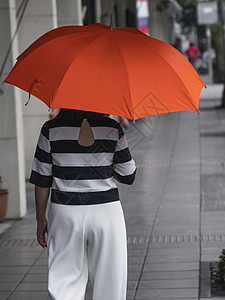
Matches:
[4,23,205,120]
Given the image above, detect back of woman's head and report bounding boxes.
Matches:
[57,109,108,121]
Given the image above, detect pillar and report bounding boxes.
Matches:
[95,0,102,23]
[56,0,82,26]
[16,0,57,179]
[148,0,169,42]
[0,0,26,218]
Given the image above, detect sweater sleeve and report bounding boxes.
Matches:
[29,122,53,187]
[113,124,136,185]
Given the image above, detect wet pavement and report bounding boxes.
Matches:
[0,83,225,299]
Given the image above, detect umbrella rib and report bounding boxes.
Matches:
[112,34,134,119]
[16,24,108,64]
[52,30,110,107]
[154,51,203,110]
[150,52,204,110]
[120,34,204,110]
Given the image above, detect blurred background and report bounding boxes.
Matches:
[0,0,225,220]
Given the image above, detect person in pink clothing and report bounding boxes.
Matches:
[185,42,200,70]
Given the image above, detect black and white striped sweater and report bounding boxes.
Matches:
[30,117,136,205]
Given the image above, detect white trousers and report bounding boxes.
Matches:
[47,201,127,300]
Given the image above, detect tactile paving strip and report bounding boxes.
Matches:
[0,239,39,247]
[1,234,225,247]
[127,234,225,244]
[200,132,225,137]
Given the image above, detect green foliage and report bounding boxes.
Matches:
[211,23,224,52]
[156,0,169,12]
[177,0,196,10]
[155,0,197,30]
[217,249,225,283]
[177,0,196,31]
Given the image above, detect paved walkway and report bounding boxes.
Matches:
[0,84,225,299]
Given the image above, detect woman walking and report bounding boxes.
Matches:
[30,109,136,300]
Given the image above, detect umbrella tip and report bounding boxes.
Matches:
[110,12,115,30]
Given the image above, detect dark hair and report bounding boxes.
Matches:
[57,109,108,121]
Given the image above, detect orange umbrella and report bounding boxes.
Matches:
[4,23,205,120]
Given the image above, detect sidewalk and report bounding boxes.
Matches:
[0,83,225,300]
